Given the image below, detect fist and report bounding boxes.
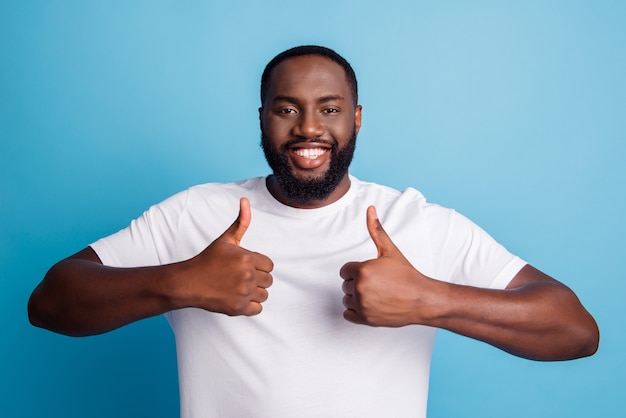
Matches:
[181,197,274,316]
[340,206,434,327]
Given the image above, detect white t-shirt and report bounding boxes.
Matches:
[91,176,526,418]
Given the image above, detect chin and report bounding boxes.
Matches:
[291,168,328,182]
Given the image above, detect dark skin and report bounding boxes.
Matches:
[28,55,599,361]
[260,55,362,208]
[341,206,599,360]
[28,197,273,336]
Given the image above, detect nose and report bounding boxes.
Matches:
[293,111,324,139]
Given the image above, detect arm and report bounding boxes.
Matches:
[340,206,599,361]
[28,198,274,337]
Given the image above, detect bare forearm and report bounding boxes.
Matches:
[28,209,274,337]
[425,273,599,360]
[341,208,599,361]
[28,256,180,337]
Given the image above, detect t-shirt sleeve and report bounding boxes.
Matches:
[90,189,190,268]
[430,208,527,290]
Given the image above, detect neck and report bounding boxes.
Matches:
[266,174,351,209]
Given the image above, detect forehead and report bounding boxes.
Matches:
[265,55,353,104]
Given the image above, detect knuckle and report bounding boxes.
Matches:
[358,263,374,277]
[228,299,249,314]
[353,277,367,294]
[238,253,254,266]
[235,282,253,297]
[239,269,254,283]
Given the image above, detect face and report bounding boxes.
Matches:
[260,55,362,207]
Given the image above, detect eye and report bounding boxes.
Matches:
[278,108,297,115]
[323,108,339,114]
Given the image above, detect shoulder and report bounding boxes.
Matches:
[177,177,264,206]
[352,177,449,217]
[352,178,472,247]
[187,177,263,197]
[142,177,264,224]
[352,177,418,203]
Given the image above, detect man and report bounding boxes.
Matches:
[29,45,598,417]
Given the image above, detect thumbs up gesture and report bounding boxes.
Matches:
[340,206,436,327]
[179,197,274,316]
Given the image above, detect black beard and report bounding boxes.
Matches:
[260,130,357,205]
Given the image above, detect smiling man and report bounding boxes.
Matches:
[28,46,598,418]
[260,52,360,207]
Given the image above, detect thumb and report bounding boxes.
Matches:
[366,206,398,258]
[221,197,251,246]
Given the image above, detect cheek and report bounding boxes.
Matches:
[263,117,293,139]
[329,118,355,140]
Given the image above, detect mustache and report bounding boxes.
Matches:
[281,137,337,151]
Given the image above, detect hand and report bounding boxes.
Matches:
[340,206,437,327]
[179,197,274,316]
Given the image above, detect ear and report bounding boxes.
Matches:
[354,105,362,135]
[258,107,264,130]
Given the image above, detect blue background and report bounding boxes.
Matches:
[2,1,624,417]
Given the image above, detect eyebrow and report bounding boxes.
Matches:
[272,94,345,105]
[318,95,345,103]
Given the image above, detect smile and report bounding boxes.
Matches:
[292,147,328,159]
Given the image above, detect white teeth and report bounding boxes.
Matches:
[294,148,327,159]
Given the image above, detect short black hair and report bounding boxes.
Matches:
[260,45,358,107]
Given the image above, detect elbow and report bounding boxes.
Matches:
[555,311,599,360]
[536,294,600,361]
[553,287,600,360]
[575,317,600,359]
[27,287,49,330]
[569,293,600,359]
[27,289,82,337]
[28,270,64,333]
[28,262,69,334]
[27,260,97,337]
[529,319,599,362]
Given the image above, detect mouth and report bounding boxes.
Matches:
[287,142,333,170]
